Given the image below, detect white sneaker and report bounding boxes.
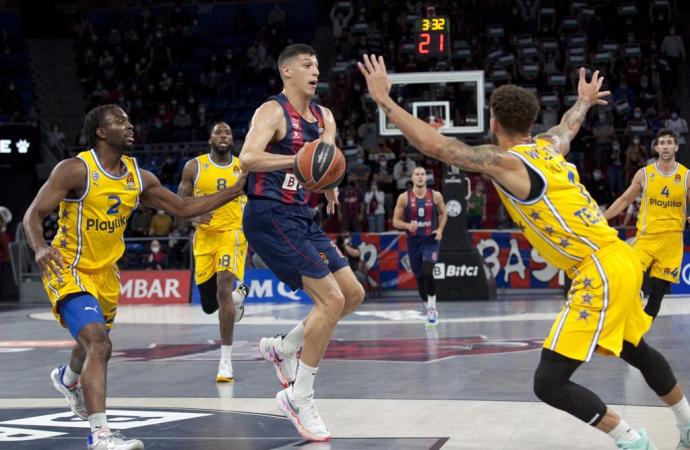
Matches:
[87,430,144,449]
[678,421,690,449]
[425,307,438,327]
[50,365,87,419]
[259,335,297,388]
[216,358,234,383]
[276,388,330,442]
[234,284,247,323]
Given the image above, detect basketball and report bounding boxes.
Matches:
[293,140,346,192]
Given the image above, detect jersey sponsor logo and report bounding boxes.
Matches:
[85,216,127,233]
[126,172,136,190]
[281,172,300,191]
[675,173,682,184]
[433,262,479,279]
[649,198,682,208]
[414,220,432,228]
[92,171,99,181]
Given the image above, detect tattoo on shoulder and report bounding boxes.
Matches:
[438,140,503,170]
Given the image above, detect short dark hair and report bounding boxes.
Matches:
[82,104,120,147]
[277,43,316,67]
[209,121,232,134]
[489,85,540,135]
[656,128,678,144]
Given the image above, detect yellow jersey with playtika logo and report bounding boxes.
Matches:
[636,162,688,235]
[52,149,142,270]
[193,153,246,231]
[494,137,620,271]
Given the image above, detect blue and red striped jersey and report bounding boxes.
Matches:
[247,93,324,205]
[405,189,438,237]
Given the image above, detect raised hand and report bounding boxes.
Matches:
[357,54,393,105]
[577,67,610,107]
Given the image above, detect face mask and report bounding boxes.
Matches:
[151,246,160,253]
[672,113,679,120]
[598,114,606,121]
[356,158,363,164]
[634,112,641,119]
[612,144,620,151]
[633,138,640,144]
[346,139,354,146]
[157,210,165,215]
[379,160,386,166]
[593,172,602,181]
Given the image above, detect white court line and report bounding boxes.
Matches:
[28,295,690,326]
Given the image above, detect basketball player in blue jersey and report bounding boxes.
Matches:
[239,43,365,442]
[393,166,447,326]
[359,55,690,449]
[23,105,245,450]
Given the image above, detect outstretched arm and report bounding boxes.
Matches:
[537,68,610,156]
[141,169,246,219]
[358,54,531,200]
[604,169,644,220]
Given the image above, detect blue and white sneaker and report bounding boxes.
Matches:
[50,365,87,419]
[425,307,438,327]
[615,429,657,450]
[87,430,144,449]
[677,421,690,449]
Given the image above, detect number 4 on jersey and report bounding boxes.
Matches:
[661,186,670,197]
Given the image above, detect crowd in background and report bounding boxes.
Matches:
[13,0,689,269]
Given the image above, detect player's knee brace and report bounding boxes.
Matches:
[533,349,606,425]
[644,277,670,318]
[620,339,676,396]
[198,276,219,314]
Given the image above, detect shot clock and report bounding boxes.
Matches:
[415,15,450,59]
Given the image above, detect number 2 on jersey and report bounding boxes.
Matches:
[107,195,121,215]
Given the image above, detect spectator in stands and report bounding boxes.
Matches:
[585,169,611,210]
[42,211,59,241]
[393,153,416,195]
[172,105,192,141]
[637,74,657,111]
[364,181,385,232]
[267,2,286,30]
[368,138,396,161]
[143,239,166,271]
[331,2,353,40]
[625,136,646,182]
[148,209,173,237]
[47,122,66,151]
[624,107,650,140]
[607,139,625,197]
[661,26,685,85]
[467,181,486,229]
[665,110,688,152]
[336,232,367,286]
[592,110,615,169]
[338,173,364,232]
[350,148,371,190]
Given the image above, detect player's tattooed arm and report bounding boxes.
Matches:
[434,139,506,174]
[538,68,610,156]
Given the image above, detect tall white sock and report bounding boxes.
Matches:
[292,360,318,400]
[607,419,641,442]
[280,319,305,354]
[671,397,690,425]
[63,365,80,387]
[427,295,437,309]
[221,345,232,361]
[88,413,109,438]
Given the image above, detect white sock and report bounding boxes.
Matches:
[671,397,690,425]
[608,419,641,442]
[62,365,80,387]
[88,413,109,437]
[292,360,318,400]
[427,295,436,309]
[280,320,305,354]
[221,345,232,361]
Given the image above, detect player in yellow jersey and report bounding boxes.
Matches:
[178,121,249,383]
[22,105,245,450]
[359,55,690,449]
[604,129,689,319]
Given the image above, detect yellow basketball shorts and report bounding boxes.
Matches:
[42,263,120,330]
[193,228,247,284]
[544,241,653,362]
[632,232,683,283]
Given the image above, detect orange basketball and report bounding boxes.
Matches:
[294,140,346,192]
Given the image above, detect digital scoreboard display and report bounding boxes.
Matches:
[415,16,450,59]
